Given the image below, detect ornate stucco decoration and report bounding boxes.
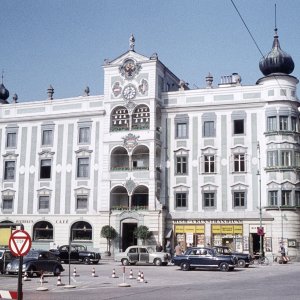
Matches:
[124,100,136,114]
[124,178,137,196]
[119,58,141,80]
[122,133,139,153]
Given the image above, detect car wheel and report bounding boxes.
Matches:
[121,259,129,266]
[181,262,190,271]
[219,262,230,272]
[53,265,61,276]
[154,258,162,266]
[27,267,35,277]
[84,257,91,265]
[238,259,246,268]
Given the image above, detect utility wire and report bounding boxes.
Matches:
[230,0,265,58]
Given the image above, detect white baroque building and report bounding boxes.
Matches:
[0,31,300,259]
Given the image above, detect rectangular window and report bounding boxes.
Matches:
[6,132,17,148]
[4,161,15,180]
[40,159,51,179]
[291,117,297,131]
[295,191,300,207]
[203,121,215,137]
[79,127,91,144]
[268,191,278,206]
[38,196,49,210]
[2,196,13,210]
[281,191,291,206]
[267,116,277,132]
[233,192,245,207]
[279,116,288,131]
[281,151,291,167]
[234,154,245,172]
[42,129,53,146]
[176,193,187,208]
[204,193,215,207]
[176,123,187,138]
[204,155,215,173]
[295,152,300,167]
[77,157,89,178]
[267,151,278,167]
[176,156,187,174]
[76,195,88,209]
[233,119,244,134]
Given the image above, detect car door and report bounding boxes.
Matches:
[70,245,80,261]
[59,246,69,262]
[127,247,139,263]
[139,247,149,263]
[188,249,204,266]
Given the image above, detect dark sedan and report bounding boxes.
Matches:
[172,247,238,272]
[6,250,64,277]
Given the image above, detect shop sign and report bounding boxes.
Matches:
[212,224,243,234]
[175,224,205,234]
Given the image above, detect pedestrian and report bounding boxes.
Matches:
[156,243,163,252]
[174,243,183,256]
[280,244,286,260]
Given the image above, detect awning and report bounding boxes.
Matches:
[165,229,173,239]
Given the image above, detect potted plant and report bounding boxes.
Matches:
[133,225,153,245]
[101,225,117,256]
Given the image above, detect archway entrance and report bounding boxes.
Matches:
[122,222,137,251]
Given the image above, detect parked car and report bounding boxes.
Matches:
[114,245,171,266]
[172,247,238,272]
[6,250,64,277]
[0,248,15,274]
[50,244,101,264]
[213,246,253,268]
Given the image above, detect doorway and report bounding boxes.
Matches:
[122,223,137,251]
[251,233,261,255]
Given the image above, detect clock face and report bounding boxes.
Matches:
[122,84,137,100]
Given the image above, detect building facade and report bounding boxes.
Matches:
[0,31,300,259]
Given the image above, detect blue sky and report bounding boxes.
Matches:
[2,0,300,102]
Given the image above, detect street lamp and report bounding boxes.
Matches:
[257,142,263,257]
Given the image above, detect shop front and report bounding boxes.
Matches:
[174,224,206,251]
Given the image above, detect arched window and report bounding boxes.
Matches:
[132,185,149,210]
[132,105,150,130]
[110,186,129,210]
[111,147,129,170]
[111,106,129,132]
[132,145,149,170]
[71,221,92,241]
[33,221,53,241]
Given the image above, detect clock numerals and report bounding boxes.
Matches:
[123,84,137,100]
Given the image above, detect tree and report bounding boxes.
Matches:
[101,225,117,255]
[134,225,153,245]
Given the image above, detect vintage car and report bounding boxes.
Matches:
[50,244,101,264]
[114,245,170,266]
[6,250,64,277]
[213,246,253,268]
[172,247,238,272]
[0,248,15,274]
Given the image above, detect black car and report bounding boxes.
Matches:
[0,249,15,274]
[213,246,253,268]
[6,250,64,277]
[50,244,101,264]
[172,247,238,272]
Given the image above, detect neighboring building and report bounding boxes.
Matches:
[0,30,299,259]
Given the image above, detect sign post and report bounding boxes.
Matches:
[8,227,32,300]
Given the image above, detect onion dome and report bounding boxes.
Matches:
[259,28,294,76]
[0,82,9,103]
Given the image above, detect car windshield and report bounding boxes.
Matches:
[25,251,39,259]
[223,248,232,254]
